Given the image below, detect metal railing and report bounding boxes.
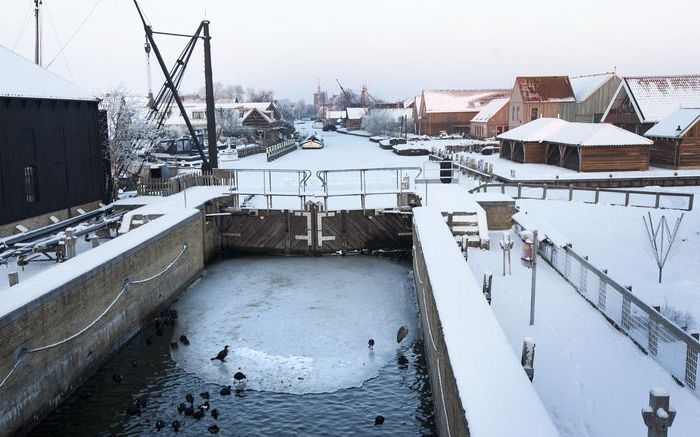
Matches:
[227,168,312,196]
[136,173,227,197]
[470,183,694,211]
[515,219,700,397]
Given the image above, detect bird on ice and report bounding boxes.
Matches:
[397,326,409,343]
[368,339,375,350]
[211,345,229,362]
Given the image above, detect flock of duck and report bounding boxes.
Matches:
[116,309,410,433]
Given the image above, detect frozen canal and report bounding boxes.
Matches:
[31,255,436,435]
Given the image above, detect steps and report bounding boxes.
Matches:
[443,211,486,249]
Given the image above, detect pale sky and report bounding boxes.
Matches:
[1,0,698,102]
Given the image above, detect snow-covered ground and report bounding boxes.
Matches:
[515,187,700,327]
[467,234,700,437]
[170,256,418,394]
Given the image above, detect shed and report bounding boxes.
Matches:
[498,118,652,172]
[470,98,510,139]
[0,45,108,230]
[345,107,367,130]
[602,75,700,135]
[644,108,700,168]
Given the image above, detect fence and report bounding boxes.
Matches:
[470,183,694,211]
[516,219,700,398]
[266,139,298,162]
[136,173,228,196]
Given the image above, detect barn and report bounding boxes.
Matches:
[602,75,700,135]
[0,46,109,232]
[470,98,510,139]
[418,89,510,136]
[345,107,367,130]
[644,107,700,169]
[498,118,652,172]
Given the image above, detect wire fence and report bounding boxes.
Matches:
[521,224,700,397]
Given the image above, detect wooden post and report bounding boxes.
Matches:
[595,187,600,204]
[91,236,100,248]
[482,272,492,305]
[642,389,676,437]
[655,193,661,209]
[8,272,19,287]
[517,183,522,198]
[568,184,573,201]
[530,230,538,326]
[542,184,547,200]
[521,338,535,381]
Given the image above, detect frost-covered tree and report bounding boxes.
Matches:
[361,109,410,135]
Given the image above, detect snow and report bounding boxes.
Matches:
[421,89,510,114]
[0,45,97,101]
[644,107,700,139]
[467,231,700,437]
[169,256,419,394]
[471,98,510,123]
[570,73,615,102]
[413,207,559,437]
[512,211,571,248]
[622,75,700,123]
[498,118,652,146]
[345,107,367,119]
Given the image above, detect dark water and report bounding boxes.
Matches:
[30,260,436,436]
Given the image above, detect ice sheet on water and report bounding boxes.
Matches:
[170,256,418,394]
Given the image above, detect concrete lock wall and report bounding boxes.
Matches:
[0,211,205,435]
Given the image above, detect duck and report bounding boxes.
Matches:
[193,408,205,420]
[200,391,210,400]
[155,419,166,431]
[185,393,194,404]
[208,424,220,434]
[233,370,246,383]
[184,405,194,416]
[171,420,181,432]
[375,415,385,425]
[177,403,186,414]
[220,385,231,396]
[198,401,210,411]
[211,408,220,420]
[397,326,409,343]
[179,335,190,346]
[210,345,229,362]
[113,373,123,384]
[368,339,375,350]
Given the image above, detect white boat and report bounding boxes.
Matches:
[218,144,239,162]
[312,121,324,129]
[300,134,324,149]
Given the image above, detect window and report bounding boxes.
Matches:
[497,126,503,134]
[192,111,205,120]
[23,166,39,204]
[531,107,539,121]
[516,107,520,121]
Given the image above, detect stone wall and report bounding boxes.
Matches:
[0,211,204,435]
[476,196,515,231]
[0,200,103,238]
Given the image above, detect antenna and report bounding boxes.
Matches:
[34,0,43,66]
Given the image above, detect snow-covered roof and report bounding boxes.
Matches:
[325,110,346,119]
[618,75,700,123]
[422,89,510,114]
[498,117,652,147]
[242,107,273,123]
[0,45,97,102]
[514,76,575,103]
[570,73,616,102]
[346,107,367,119]
[471,98,509,123]
[644,108,700,139]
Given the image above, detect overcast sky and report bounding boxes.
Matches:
[1,0,698,102]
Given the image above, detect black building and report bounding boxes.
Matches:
[0,46,109,229]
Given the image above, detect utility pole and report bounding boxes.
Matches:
[529,230,538,326]
[34,0,43,66]
[202,21,218,169]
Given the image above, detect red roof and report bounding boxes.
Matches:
[515,76,575,103]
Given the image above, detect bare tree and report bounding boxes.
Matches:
[643,212,684,283]
[361,109,400,135]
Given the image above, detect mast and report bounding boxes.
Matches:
[34,0,43,66]
[202,20,218,169]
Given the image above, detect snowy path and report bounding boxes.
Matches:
[468,235,700,437]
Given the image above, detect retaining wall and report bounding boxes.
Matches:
[0,210,205,435]
[412,207,559,437]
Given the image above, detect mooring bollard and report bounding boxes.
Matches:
[642,388,676,437]
[91,236,100,248]
[521,337,535,381]
[499,231,513,276]
[8,272,19,287]
[65,228,77,259]
[482,272,492,305]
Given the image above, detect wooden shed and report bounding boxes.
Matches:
[470,98,510,139]
[345,107,367,130]
[498,118,652,172]
[418,89,510,136]
[602,75,700,135]
[644,108,700,169]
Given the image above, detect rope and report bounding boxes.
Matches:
[0,243,187,387]
[46,0,103,68]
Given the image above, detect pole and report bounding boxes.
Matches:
[202,21,218,170]
[642,389,676,437]
[34,0,42,66]
[529,230,538,326]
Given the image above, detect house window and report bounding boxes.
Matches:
[23,165,39,204]
[516,107,520,121]
[497,126,503,134]
[531,108,539,121]
[192,111,205,120]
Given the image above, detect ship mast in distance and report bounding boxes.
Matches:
[34,0,43,66]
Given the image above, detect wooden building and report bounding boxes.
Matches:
[498,118,652,172]
[603,75,700,135]
[345,107,367,130]
[418,89,510,136]
[470,98,510,139]
[0,46,109,228]
[509,73,619,129]
[644,108,700,169]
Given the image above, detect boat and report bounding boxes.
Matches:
[392,143,431,156]
[218,143,239,162]
[300,134,324,149]
[312,120,324,129]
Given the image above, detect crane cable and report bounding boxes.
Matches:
[46,0,103,68]
[11,4,33,50]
